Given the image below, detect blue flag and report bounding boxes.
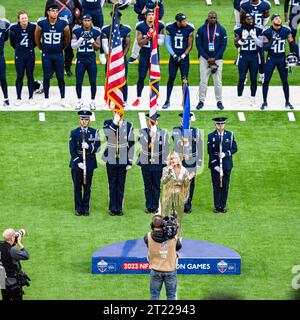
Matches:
[182,82,190,159]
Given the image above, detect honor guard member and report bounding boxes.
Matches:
[44,0,82,77]
[71,14,101,111]
[240,0,271,83]
[234,14,263,107]
[207,117,237,213]
[172,112,203,213]
[102,11,131,107]
[35,4,71,109]
[128,0,164,64]
[162,13,194,109]
[284,0,300,39]
[102,112,135,216]
[137,113,170,213]
[0,18,10,107]
[132,9,165,106]
[69,110,101,216]
[10,11,36,106]
[81,0,106,64]
[195,12,227,110]
[261,14,299,110]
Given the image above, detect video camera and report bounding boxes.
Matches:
[151,214,179,240]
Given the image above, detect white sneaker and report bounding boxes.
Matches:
[99,53,106,65]
[28,98,36,105]
[42,98,50,109]
[60,98,69,108]
[236,96,243,107]
[259,73,265,83]
[90,100,96,111]
[75,100,83,110]
[250,97,257,108]
[14,99,22,106]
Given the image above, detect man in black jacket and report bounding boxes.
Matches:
[0,228,30,300]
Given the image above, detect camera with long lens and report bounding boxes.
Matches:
[14,229,26,245]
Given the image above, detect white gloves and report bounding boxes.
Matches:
[219,152,226,159]
[249,29,257,39]
[126,165,132,171]
[88,38,95,44]
[82,142,89,149]
[214,166,220,173]
[113,113,121,125]
[181,53,186,59]
[78,162,85,170]
[242,29,249,40]
[151,125,157,133]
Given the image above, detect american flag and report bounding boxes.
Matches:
[104,4,126,116]
[182,81,191,160]
[149,5,160,125]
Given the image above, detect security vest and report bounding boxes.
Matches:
[147,233,178,272]
[0,241,17,278]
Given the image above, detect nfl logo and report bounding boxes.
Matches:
[97,260,108,273]
[217,260,228,273]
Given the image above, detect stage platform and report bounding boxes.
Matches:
[92,239,241,275]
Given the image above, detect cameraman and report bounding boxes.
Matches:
[0,229,30,300]
[144,215,182,300]
[195,11,227,110]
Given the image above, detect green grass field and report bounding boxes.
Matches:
[1,0,300,301]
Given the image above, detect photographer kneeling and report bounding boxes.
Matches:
[0,228,30,300]
[144,215,182,300]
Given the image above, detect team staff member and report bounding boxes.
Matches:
[132,9,165,107]
[172,112,203,213]
[137,113,169,213]
[102,112,135,216]
[284,0,300,40]
[162,13,194,109]
[69,110,101,216]
[102,11,131,107]
[207,117,238,214]
[144,215,182,300]
[0,18,10,107]
[72,14,101,111]
[195,12,227,111]
[10,11,36,105]
[35,4,71,109]
[0,229,30,300]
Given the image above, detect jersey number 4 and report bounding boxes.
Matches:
[20,35,29,47]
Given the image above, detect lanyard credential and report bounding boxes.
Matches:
[207,23,217,52]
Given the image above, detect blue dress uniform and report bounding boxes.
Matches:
[137,114,170,213]
[164,18,194,106]
[134,0,164,21]
[136,20,165,98]
[37,14,68,99]
[0,19,10,105]
[261,17,298,109]
[207,117,238,213]
[234,23,263,97]
[172,113,203,213]
[284,0,300,39]
[9,22,36,100]
[82,0,104,28]
[73,23,101,101]
[102,117,135,216]
[102,23,131,102]
[69,110,101,215]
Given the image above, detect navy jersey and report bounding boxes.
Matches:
[82,0,102,10]
[73,25,101,63]
[234,0,243,11]
[0,19,10,56]
[102,24,131,52]
[134,0,164,21]
[136,20,165,57]
[166,22,194,56]
[9,22,36,55]
[285,0,300,15]
[234,25,263,54]
[37,17,68,54]
[262,25,291,57]
[240,0,271,26]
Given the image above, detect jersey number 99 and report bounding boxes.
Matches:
[44,32,62,45]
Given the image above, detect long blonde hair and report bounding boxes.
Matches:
[167,151,182,168]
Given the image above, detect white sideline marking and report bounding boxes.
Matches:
[274,0,280,5]
[39,112,45,122]
[139,112,147,128]
[288,112,295,122]
[90,112,96,122]
[238,112,246,122]
[206,0,212,5]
